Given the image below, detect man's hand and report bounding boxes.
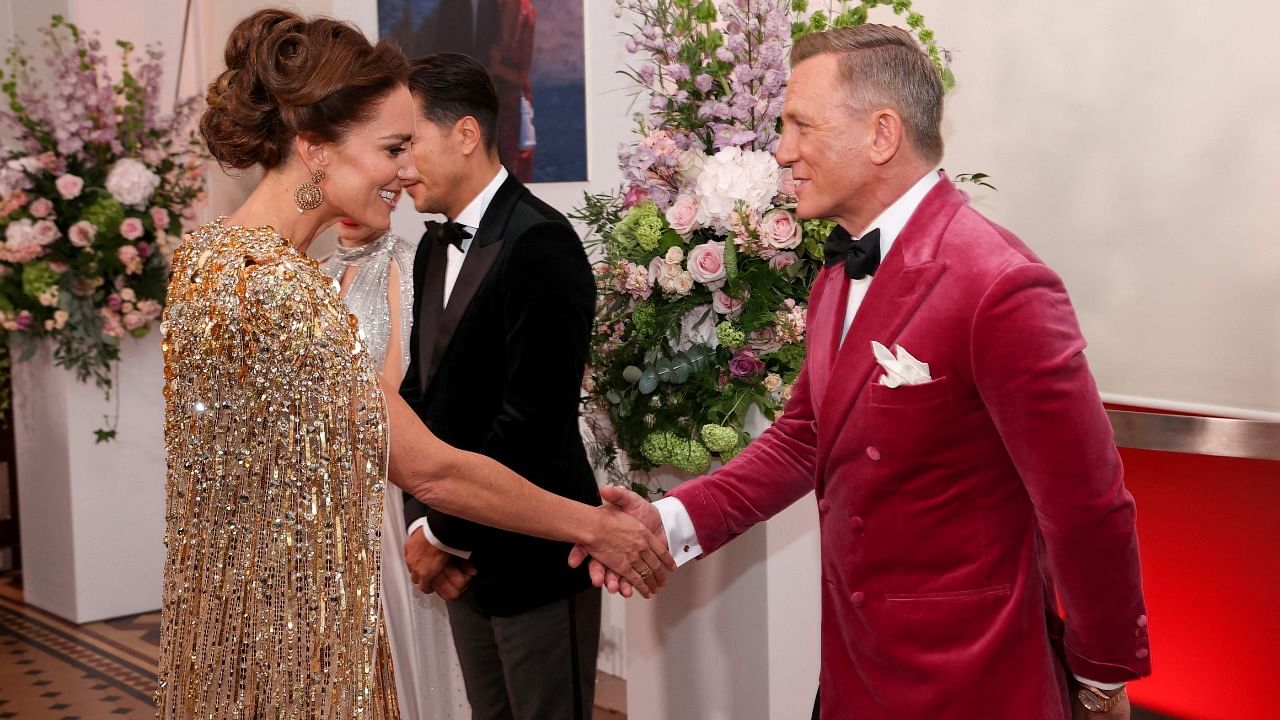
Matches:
[568,485,673,598]
[1071,683,1130,720]
[427,558,477,601]
[404,527,451,594]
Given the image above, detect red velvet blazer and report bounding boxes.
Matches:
[670,179,1151,719]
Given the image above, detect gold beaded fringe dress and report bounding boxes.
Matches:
[156,220,399,718]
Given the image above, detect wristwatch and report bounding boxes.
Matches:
[1077,684,1126,713]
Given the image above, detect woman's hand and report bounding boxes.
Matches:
[572,503,675,598]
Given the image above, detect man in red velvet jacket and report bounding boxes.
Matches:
[578,24,1151,720]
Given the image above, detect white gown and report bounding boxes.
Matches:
[323,233,471,720]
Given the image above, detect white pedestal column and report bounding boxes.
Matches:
[625,468,822,720]
[12,334,166,623]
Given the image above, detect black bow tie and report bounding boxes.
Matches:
[425,220,472,250]
[823,226,881,280]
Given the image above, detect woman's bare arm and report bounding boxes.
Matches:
[380,377,674,596]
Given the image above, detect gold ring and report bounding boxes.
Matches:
[638,568,653,580]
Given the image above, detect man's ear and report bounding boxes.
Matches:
[867,109,904,166]
[455,116,484,157]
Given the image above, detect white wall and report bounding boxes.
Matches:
[920,2,1280,418]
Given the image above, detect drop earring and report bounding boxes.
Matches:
[294,169,326,213]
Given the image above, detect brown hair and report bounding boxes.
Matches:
[792,25,944,163]
[200,9,410,170]
[407,53,500,153]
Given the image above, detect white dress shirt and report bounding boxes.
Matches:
[409,166,509,559]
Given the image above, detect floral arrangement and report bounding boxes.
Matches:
[0,15,206,439]
[577,0,950,488]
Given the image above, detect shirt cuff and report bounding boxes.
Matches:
[653,496,703,567]
[1073,675,1126,691]
[408,517,472,560]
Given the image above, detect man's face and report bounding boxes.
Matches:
[404,98,464,217]
[775,54,876,229]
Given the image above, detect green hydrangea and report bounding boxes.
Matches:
[22,261,59,298]
[669,438,710,475]
[720,443,743,462]
[699,423,739,454]
[81,197,125,237]
[716,321,746,349]
[641,430,711,475]
[632,302,658,344]
[612,202,666,255]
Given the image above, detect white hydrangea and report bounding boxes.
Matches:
[693,147,780,231]
[105,158,161,209]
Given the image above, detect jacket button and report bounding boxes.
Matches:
[865,446,882,461]
[1136,614,1148,627]
[818,499,831,513]
[851,591,866,607]
[1135,648,1149,659]
[850,516,864,531]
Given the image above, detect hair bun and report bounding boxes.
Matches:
[200,9,408,171]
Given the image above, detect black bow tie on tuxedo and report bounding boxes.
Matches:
[425,220,472,250]
[823,226,881,279]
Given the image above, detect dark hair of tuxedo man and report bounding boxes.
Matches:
[407,53,500,153]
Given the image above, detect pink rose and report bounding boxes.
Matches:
[672,271,695,295]
[119,217,145,241]
[123,311,147,330]
[137,240,152,258]
[55,174,84,199]
[69,220,96,248]
[686,240,726,288]
[769,251,798,271]
[712,289,745,318]
[149,206,170,229]
[137,299,163,320]
[760,209,801,250]
[647,256,666,287]
[118,245,144,274]
[32,219,60,245]
[28,197,53,218]
[748,326,783,354]
[107,293,124,311]
[15,310,34,330]
[664,194,700,237]
[48,261,69,273]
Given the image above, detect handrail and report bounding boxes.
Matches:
[1106,410,1280,461]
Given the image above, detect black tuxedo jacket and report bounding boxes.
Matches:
[400,174,599,616]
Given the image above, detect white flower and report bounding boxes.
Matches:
[677,149,707,183]
[105,158,161,209]
[664,245,685,265]
[669,305,720,353]
[693,147,780,231]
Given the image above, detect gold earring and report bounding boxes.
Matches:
[294,169,326,213]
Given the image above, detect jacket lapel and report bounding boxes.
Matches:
[424,175,524,388]
[815,179,967,438]
[805,265,851,405]
[410,236,449,396]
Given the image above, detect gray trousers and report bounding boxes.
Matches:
[446,585,602,720]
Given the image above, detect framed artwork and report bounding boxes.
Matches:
[379,0,587,183]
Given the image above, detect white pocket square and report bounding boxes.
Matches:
[871,341,931,388]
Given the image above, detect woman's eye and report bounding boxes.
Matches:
[388,145,407,157]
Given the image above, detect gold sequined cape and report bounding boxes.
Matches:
[156,220,399,718]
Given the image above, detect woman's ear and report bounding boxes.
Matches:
[294,135,329,173]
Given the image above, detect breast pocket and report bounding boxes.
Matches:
[868,375,951,409]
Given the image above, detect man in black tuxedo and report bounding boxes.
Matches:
[399,53,601,720]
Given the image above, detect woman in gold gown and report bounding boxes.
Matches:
[156,10,670,718]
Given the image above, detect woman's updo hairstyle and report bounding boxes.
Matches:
[201,9,409,170]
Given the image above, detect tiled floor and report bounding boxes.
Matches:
[0,572,626,719]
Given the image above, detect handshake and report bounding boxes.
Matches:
[568,485,675,599]
[406,486,676,600]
